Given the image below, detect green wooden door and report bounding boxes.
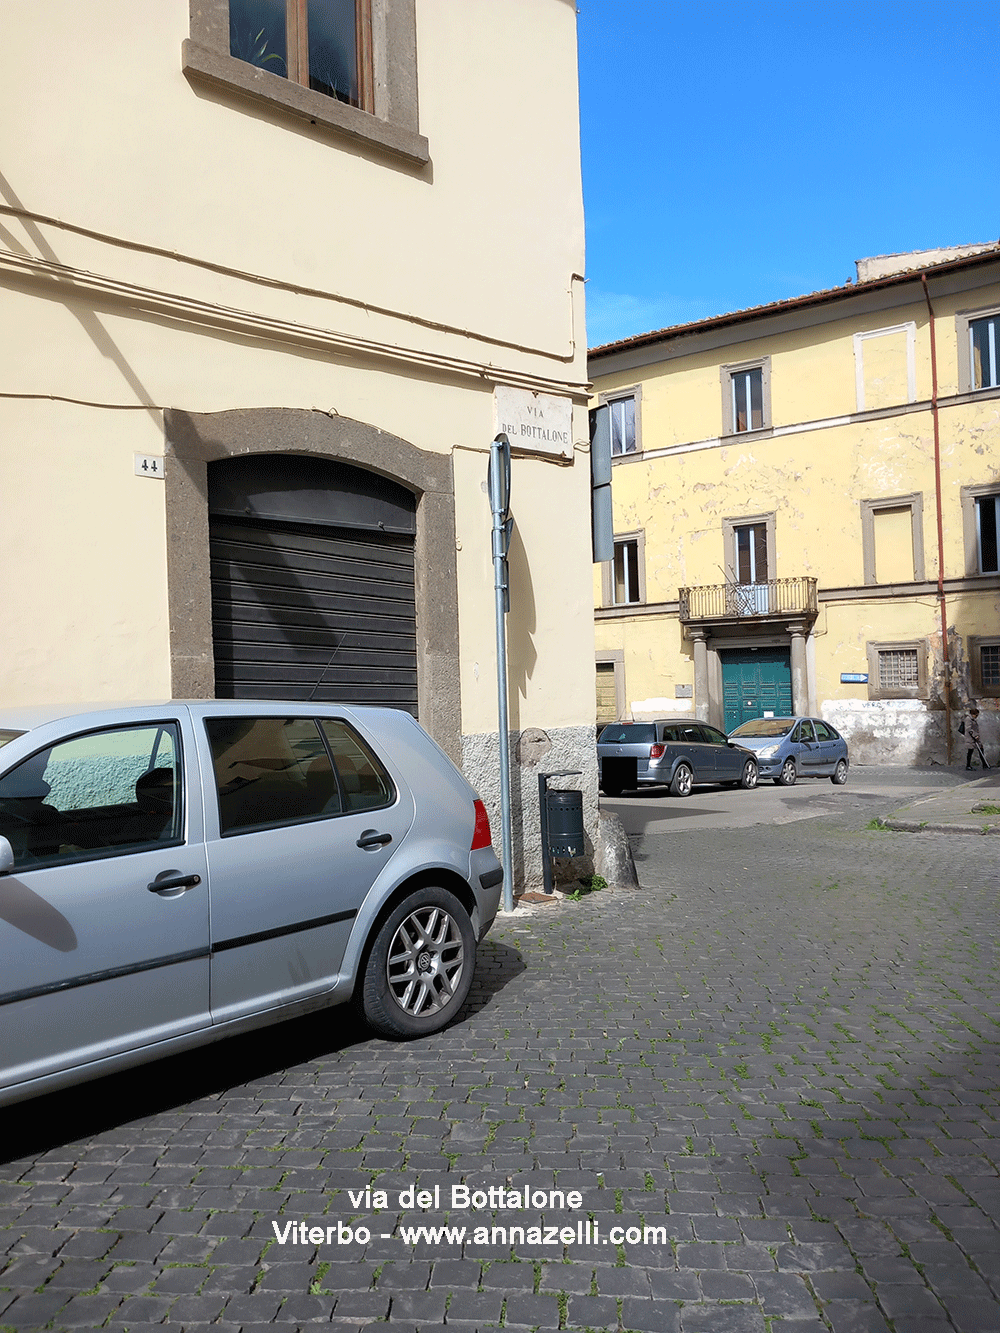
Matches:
[721,647,792,733]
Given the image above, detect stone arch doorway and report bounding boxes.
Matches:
[163,408,461,761]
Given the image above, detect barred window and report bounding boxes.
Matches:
[878,648,919,690]
[982,644,1000,689]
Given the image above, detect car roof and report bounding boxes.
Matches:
[600,718,708,729]
[0,700,411,731]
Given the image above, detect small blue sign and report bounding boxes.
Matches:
[841,672,868,683]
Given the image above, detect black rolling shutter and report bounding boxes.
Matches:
[208,456,418,712]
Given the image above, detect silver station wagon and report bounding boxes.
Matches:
[598,719,759,797]
[0,702,502,1108]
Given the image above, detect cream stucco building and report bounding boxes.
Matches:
[0,0,598,886]
[590,245,1000,766]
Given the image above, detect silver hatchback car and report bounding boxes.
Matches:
[0,701,502,1108]
[727,716,850,785]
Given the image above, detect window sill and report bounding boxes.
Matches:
[866,691,927,702]
[182,40,430,167]
[721,427,773,443]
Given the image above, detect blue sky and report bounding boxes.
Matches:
[578,0,1000,348]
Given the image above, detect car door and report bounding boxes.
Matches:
[0,715,210,1095]
[677,724,715,783]
[812,720,841,774]
[793,720,821,774]
[701,724,743,781]
[194,710,415,1025]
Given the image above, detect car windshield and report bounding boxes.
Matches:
[598,724,655,743]
[729,719,795,738]
[0,730,25,749]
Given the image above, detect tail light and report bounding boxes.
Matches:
[471,799,493,850]
[650,743,666,760]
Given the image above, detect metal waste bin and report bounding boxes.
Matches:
[545,788,584,857]
[538,770,584,894]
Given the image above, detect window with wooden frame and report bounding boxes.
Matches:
[721,358,771,435]
[961,484,1000,576]
[228,0,372,110]
[956,306,1000,394]
[601,532,646,607]
[184,0,428,166]
[597,387,642,458]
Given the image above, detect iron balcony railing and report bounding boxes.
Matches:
[678,576,818,623]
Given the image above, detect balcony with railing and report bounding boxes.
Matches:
[678,576,818,624]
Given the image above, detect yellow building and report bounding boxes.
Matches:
[590,245,1000,766]
[0,0,596,887]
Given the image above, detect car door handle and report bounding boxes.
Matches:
[148,872,202,894]
[356,831,392,850]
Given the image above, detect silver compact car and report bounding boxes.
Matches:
[727,716,850,785]
[598,719,759,797]
[0,702,503,1108]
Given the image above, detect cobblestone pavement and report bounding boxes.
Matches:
[1,800,998,1333]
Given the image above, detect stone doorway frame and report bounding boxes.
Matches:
[163,407,462,763]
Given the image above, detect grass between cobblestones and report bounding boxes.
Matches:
[0,807,997,1332]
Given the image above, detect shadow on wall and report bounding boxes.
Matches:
[504,518,538,732]
[0,172,160,423]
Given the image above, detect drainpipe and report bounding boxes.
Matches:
[921,273,952,763]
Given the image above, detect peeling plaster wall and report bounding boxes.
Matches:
[591,267,1000,765]
[821,699,944,765]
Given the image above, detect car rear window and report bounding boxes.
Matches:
[729,719,794,738]
[598,725,656,743]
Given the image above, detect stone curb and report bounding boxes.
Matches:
[881,818,1000,835]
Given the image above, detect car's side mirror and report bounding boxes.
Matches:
[0,836,15,875]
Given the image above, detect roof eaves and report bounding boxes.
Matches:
[588,242,1000,359]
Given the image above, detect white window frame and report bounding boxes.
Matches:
[852,323,917,412]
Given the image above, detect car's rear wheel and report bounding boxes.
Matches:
[739,758,758,789]
[360,887,476,1038]
[777,758,797,786]
[831,758,849,785]
[670,764,693,797]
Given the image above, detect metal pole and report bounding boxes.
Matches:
[489,435,514,912]
[538,774,552,897]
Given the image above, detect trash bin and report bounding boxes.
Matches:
[545,788,584,858]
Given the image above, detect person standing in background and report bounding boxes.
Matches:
[964,708,990,770]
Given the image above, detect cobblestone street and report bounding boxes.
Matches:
[2,792,998,1332]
